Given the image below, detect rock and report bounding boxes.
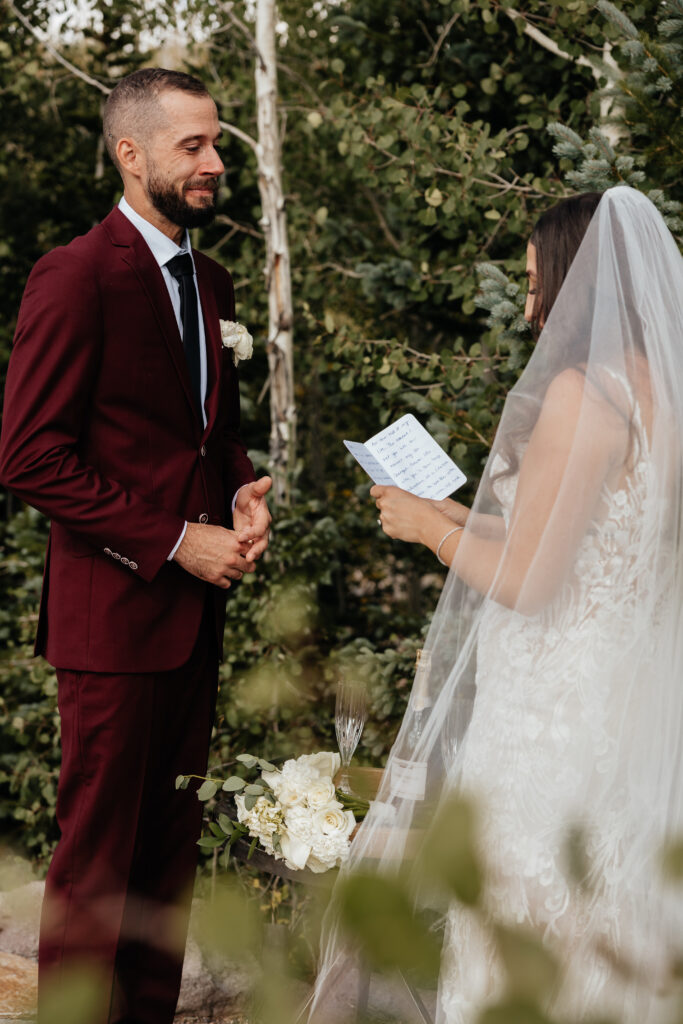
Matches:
[0,880,43,958]
[0,882,258,1021]
[0,950,38,1016]
[176,927,253,1018]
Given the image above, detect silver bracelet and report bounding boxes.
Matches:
[436,526,464,566]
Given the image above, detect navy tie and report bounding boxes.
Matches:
[166,253,202,421]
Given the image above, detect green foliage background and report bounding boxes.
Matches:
[1,0,681,873]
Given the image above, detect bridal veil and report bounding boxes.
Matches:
[310,186,683,1023]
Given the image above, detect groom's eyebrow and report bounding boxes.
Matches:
[176,131,224,146]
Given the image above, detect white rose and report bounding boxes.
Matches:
[277,780,308,809]
[313,803,355,839]
[260,768,280,794]
[306,777,337,810]
[303,802,356,872]
[219,319,253,365]
[296,751,341,780]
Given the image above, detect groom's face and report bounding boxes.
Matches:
[143,90,225,229]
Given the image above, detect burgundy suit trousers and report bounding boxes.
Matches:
[39,607,218,1024]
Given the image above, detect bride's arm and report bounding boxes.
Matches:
[427,497,506,539]
[374,369,626,614]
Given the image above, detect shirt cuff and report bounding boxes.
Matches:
[232,485,248,513]
[167,522,188,560]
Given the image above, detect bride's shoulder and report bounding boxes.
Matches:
[545,366,632,425]
[544,366,588,408]
[539,367,631,458]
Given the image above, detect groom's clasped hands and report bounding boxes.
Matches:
[174,475,273,588]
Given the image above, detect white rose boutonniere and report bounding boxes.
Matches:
[219,319,253,366]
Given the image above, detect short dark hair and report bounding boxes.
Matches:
[103,68,211,171]
[529,192,603,336]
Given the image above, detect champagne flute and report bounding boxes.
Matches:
[335,678,367,794]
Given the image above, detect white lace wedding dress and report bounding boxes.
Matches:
[438,409,669,1022]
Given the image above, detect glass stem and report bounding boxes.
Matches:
[339,765,352,794]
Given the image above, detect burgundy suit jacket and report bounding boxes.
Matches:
[0,207,255,673]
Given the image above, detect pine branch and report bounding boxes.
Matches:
[597,0,639,41]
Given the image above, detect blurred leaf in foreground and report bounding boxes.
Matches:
[336,871,441,986]
[415,794,484,907]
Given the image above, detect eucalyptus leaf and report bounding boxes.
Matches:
[222,777,246,792]
[218,814,235,835]
[197,836,224,849]
[196,780,218,802]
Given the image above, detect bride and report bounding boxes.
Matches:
[311,186,683,1022]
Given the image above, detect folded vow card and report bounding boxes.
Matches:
[344,413,466,500]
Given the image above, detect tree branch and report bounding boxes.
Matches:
[10,0,260,158]
[361,187,402,253]
[9,0,111,95]
[214,213,264,240]
[217,0,267,71]
[418,10,462,68]
[314,261,364,279]
[503,8,608,75]
[218,117,259,154]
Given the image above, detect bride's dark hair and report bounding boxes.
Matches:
[529,191,603,337]
[496,191,616,481]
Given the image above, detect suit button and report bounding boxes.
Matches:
[129,561,138,571]
[200,444,207,457]
[104,547,112,556]
[198,513,209,524]
[112,552,121,560]
[121,557,130,566]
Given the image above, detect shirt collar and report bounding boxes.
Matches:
[118,196,193,269]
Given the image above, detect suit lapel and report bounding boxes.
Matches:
[197,266,222,441]
[103,208,201,430]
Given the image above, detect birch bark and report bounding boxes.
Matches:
[255,0,295,507]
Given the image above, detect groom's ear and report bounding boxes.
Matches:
[116,136,145,179]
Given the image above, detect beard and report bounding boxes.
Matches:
[146,170,219,229]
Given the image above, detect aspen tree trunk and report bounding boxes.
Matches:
[255,0,295,507]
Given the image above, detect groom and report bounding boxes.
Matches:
[0,68,271,1023]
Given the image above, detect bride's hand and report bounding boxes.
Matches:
[428,497,469,527]
[370,485,431,544]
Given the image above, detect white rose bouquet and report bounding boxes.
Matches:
[178,751,369,874]
[219,319,253,365]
